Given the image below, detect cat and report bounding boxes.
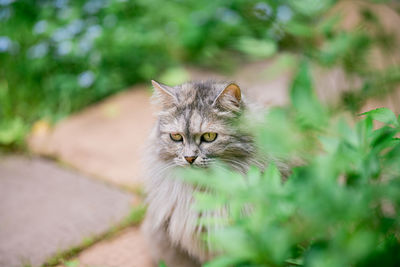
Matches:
[142,80,262,267]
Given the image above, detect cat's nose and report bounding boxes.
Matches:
[184,156,197,164]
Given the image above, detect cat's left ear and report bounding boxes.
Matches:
[213,83,241,109]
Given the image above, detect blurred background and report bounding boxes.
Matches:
[1,0,400,150]
[1,0,400,266]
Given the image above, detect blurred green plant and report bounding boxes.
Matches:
[180,61,400,267]
[1,0,399,149]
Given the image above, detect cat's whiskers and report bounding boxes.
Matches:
[151,162,177,177]
[220,158,248,170]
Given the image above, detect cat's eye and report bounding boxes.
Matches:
[201,132,217,142]
[170,133,183,142]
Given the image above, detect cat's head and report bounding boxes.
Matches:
[151,80,254,171]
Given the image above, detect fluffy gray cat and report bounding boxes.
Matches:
[142,80,261,267]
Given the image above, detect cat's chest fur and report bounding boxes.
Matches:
[145,160,211,262]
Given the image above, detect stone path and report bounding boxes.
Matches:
[28,88,156,190]
[72,227,152,267]
[0,156,135,267]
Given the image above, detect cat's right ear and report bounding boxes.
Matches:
[151,80,177,107]
[213,83,242,111]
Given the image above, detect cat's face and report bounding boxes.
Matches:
[152,80,254,170]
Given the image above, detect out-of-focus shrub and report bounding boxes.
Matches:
[182,61,400,267]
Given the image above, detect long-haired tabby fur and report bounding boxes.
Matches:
[142,80,261,267]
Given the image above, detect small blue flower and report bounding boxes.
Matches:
[216,8,241,25]
[0,7,12,21]
[0,0,15,6]
[27,42,49,58]
[57,41,72,55]
[78,71,95,88]
[52,28,73,42]
[54,0,68,9]
[0,36,12,52]
[83,0,107,15]
[66,19,84,35]
[277,5,293,22]
[86,25,102,39]
[78,38,93,55]
[254,2,272,20]
[33,20,48,34]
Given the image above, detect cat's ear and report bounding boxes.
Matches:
[213,83,241,110]
[151,80,177,106]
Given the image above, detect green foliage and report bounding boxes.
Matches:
[361,108,399,127]
[0,118,26,147]
[290,61,327,129]
[64,260,79,267]
[181,61,400,267]
[0,0,301,148]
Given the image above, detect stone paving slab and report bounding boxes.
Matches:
[58,227,152,267]
[0,156,135,267]
[28,88,156,189]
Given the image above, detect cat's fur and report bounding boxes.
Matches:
[142,80,261,267]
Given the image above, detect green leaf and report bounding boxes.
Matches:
[236,38,277,59]
[285,258,304,266]
[193,191,226,211]
[263,162,282,190]
[65,260,79,267]
[0,118,26,145]
[160,67,189,85]
[337,118,359,147]
[204,256,243,267]
[361,108,399,126]
[247,166,261,186]
[371,127,398,152]
[289,0,334,16]
[290,60,326,127]
[285,22,314,37]
[211,228,254,259]
[317,14,341,36]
